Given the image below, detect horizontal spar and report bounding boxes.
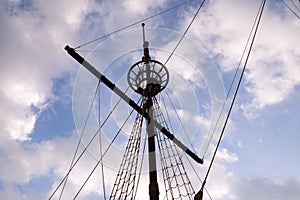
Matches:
[65,45,203,164]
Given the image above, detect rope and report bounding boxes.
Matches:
[73,106,137,199]
[159,93,210,200]
[185,155,213,200]
[158,91,214,199]
[153,97,195,200]
[159,94,182,200]
[160,92,175,137]
[98,84,107,200]
[164,0,207,65]
[163,91,197,153]
[202,0,265,158]
[280,0,300,19]
[132,132,147,199]
[48,86,130,200]
[109,100,144,199]
[198,0,267,195]
[49,81,101,200]
[289,0,300,13]
[74,0,197,49]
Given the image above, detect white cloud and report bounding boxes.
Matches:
[228,177,300,200]
[186,0,260,70]
[216,148,239,163]
[0,0,87,141]
[0,0,299,199]
[0,134,78,199]
[240,102,260,120]
[184,0,300,113]
[236,140,243,148]
[200,161,300,200]
[123,0,165,15]
[0,0,94,199]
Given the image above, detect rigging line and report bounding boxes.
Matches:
[289,0,300,12]
[185,155,213,200]
[109,106,143,198]
[48,86,130,200]
[158,94,211,199]
[54,81,101,200]
[133,119,147,200]
[164,0,207,65]
[280,0,300,19]
[199,0,267,195]
[74,0,197,49]
[160,93,175,137]
[98,84,107,200]
[153,97,195,199]
[202,0,264,158]
[154,98,178,196]
[158,133,194,200]
[163,91,197,154]
[159,94,190,200]
[157,134,175,200]
[65,46,204,164]
[72,104,137,200]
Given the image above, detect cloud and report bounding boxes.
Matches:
[0,0,299,199]
[0,134,78,199]
[184,0,300,117]
[0,0,86,141]
[201,160,300,200]
[229,177,300,200]
[123,0,166,15]
[216,148,239,163]
[0,0,183,198]
[0,0,94,199]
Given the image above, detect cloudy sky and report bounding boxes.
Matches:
[0,0,300,199]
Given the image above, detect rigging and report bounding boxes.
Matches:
[280,0,300,19]
[51,0,269,199]
[98,84,107,200]
[73,0,199,50]
[195,0,267,199]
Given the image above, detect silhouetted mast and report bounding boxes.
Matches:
[64,23,203,200]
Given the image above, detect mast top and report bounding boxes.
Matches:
[142,23,151,61]
[127,23,169,97]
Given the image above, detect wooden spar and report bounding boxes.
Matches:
[64,45,203,165]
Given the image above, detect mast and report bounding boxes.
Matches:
[64,23,204,200]
[64,47,203,165]
[142,23,159,200]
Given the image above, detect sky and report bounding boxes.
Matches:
[0,0,300,199]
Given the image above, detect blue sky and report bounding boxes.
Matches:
[0,0,300,199]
